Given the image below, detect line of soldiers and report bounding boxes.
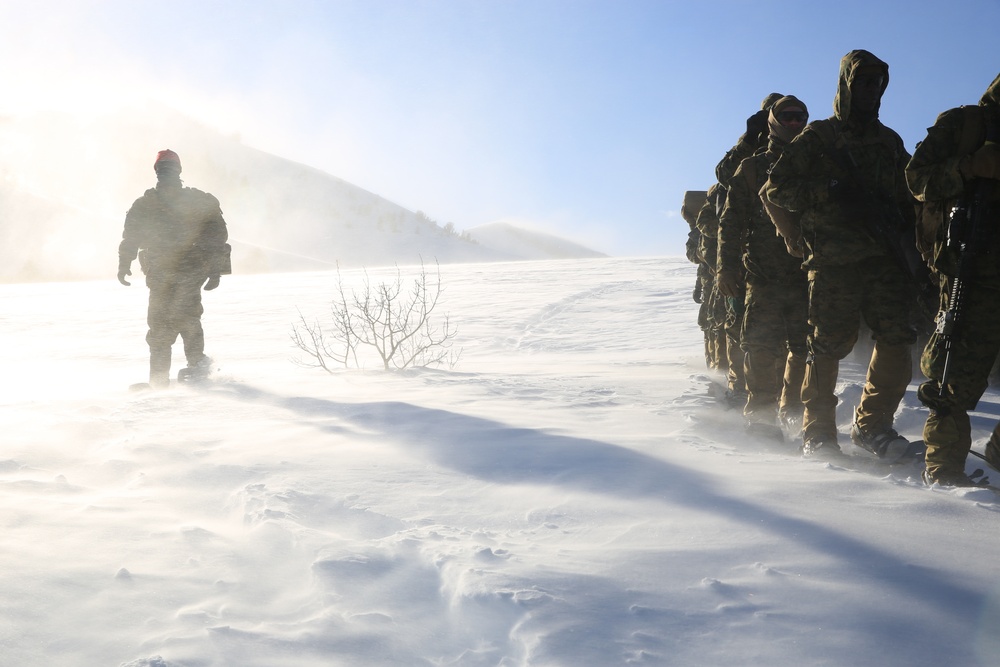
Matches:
[682,49,1000,487]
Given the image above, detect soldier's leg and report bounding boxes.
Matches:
[741,282,784,429]
[703,284,729,374]
[802,266,862,448]
[854,342,912,434]
[698,297,715,370]
[146,280,179,388]
[919,282,1000,480]
[855,260,917,434]
[724,290,748,403]
[779,278,810,425]
[171,277,207,366]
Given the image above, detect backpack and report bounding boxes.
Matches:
[915,105,986,263]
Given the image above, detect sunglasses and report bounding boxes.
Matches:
[777,111,808,123]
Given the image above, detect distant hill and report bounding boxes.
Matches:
[466,221,607,260]
[0,105,605,282]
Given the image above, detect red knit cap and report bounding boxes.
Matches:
[153,149,181,173]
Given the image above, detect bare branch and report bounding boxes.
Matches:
[291,259,461,371]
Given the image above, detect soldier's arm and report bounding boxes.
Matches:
[905,109,968,203]
[715,135,756,187]
[199,195,230,277]
[765,128,830,212]
[118,199,147,263]
[717,162,752,276]
[695,201,719,273]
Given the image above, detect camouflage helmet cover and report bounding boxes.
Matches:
[833,50,889,122]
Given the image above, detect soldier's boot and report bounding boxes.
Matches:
[852,343,912,456]
[778,350,807,434]
[923,408,974,484]
[985,422,1000,472]
[149,346,172,389]
[801,354,841,456]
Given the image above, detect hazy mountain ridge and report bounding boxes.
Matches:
[0,106,603,282]
[467,221,608,260]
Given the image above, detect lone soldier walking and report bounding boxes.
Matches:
[765,50,919,458]
[118,149,231,388]
[906,73,1000,486]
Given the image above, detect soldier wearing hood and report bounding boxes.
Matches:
[906,73,1000,486]
[764,50,919,459]
[118,150,231,388]
[718,96,811,441]
[681,190,716,369]
[711,93,784,408]
[694,184,731,376]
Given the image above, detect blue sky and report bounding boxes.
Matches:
[0,0,997,256]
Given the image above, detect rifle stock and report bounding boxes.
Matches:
[936,179,991,392]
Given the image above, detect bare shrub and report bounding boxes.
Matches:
[292,260,460,371]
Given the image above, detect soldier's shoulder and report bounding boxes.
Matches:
[800,118,839,144]
[127,188,158,211]
[875,121,906,147]
[182,186,219,203]
[934,105,980,125]
[733,151,767,181]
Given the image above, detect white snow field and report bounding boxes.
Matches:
[0,256,999,667]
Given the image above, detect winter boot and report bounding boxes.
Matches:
[149,346,171,389]
[985,423,1000,472]
[801,438,843,459]
[850,420,909,459]
[178,355,213,384]
[922,467,986,488]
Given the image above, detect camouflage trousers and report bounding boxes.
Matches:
[724,290,747,394]
[740,277,809,424]
[918,276,1000,477]
[698,278,730,374]
[802,259,916,444]
[146,273,207,382]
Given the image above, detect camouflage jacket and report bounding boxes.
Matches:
[694,184,724,272]
[719,144,805,284]
[906,75,1000,280]
[765,50,915,268]
[716,132,766,190]
[120,183,230,278]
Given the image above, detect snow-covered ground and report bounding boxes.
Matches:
[1,256,999,667]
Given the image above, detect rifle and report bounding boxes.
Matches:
[935,177,993,392]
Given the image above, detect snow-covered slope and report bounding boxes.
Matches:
[1,257,999,667]
[466,221,607,260]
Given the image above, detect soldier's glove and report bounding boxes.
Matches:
[716,269,742,299]
[961,142,1000,181]
[203,275,221,291]
[117,258,132,286]
[745,109,769,142]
